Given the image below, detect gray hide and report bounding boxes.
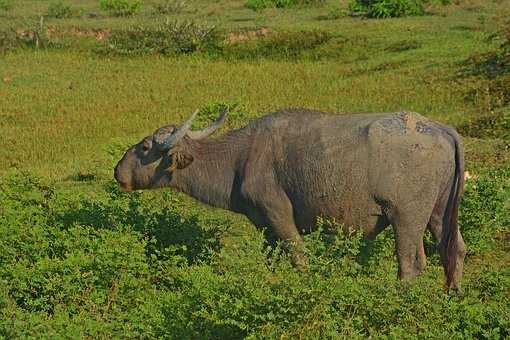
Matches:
[114,108,466,293]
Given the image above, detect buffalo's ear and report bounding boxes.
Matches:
[175,152,194,169]
[166,152,194,173]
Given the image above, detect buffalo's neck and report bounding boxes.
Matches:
[169,132,249,210]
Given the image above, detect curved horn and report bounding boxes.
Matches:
[154,109,199,150]
[186,108,229,140]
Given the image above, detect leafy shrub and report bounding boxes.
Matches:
[152,0,187,14]
[246,0,325,11]
[99,0,142,16]
[47,1,73,19]
[0,174,158,337]
[349,0,427,18]
[102,20,219,55]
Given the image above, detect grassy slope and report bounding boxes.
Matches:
[0,0,509,338]
[1,1,507,178]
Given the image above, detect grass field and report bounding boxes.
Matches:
[1,0,509,338]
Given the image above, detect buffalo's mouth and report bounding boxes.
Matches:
[114,166,133,192]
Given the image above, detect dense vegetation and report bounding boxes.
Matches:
[1,0,509,338]
[1,166,508,338]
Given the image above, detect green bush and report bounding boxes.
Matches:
[246,0,325,11]
[99,0,142,16]
[47,1,73,19]
[349,0,426,18]
[102,20,219,55]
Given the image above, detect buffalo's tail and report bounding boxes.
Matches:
[440,126,465,291]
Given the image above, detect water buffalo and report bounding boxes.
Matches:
[114,108,466,293]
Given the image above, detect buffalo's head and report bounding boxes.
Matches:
[114,108,228,192]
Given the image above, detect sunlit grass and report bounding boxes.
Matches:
[0,52,470,177]
[2,1,506,181]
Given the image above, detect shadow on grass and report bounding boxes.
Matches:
[455,49,510,141]
[454,21,510,115]
[55,182,223,264]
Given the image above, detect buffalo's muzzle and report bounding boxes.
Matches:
[114,165,133,192]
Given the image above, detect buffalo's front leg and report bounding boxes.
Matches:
[262,195,307,269]
[245,188,307,270]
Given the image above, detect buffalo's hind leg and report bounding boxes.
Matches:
[416,239,427,274]
[389,206,432,281]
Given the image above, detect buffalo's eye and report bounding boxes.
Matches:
[142,139,151,152]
